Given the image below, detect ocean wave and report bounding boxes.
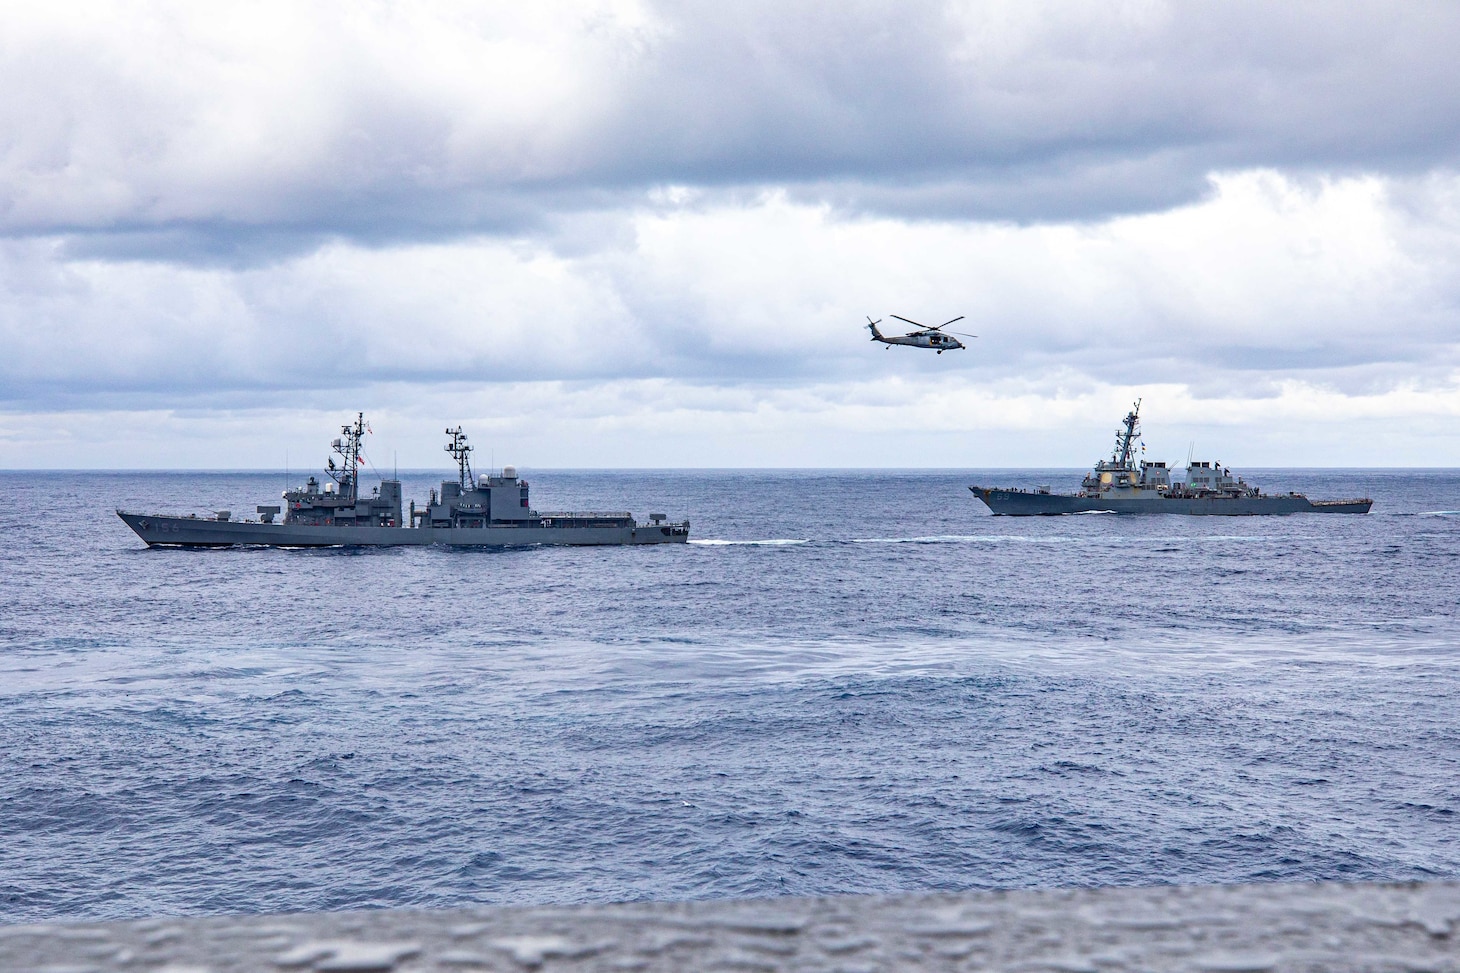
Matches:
[6,468,1460,923]
[852,535,1063,545]
[688,538,809,546]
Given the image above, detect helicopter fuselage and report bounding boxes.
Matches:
[872,332,965,353]
[866,316,972,354]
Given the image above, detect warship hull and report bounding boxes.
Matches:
[970,487,1372,516]
[118,511,689,547]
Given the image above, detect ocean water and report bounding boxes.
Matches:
[1,468,1458,923]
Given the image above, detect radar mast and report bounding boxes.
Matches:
[445,426,474,489]
[326,412,366,503]
[1111,399,1142,470]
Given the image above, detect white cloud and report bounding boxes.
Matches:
[3,3,1460,466]
[5,373,1459,469]
[3,170,1459,465]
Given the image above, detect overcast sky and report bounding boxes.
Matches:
[3,0,1459,468]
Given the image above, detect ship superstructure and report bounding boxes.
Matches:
[282,414,403,527]
[119,415,688,547]
[970,402,1372,515]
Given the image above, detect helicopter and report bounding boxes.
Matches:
[866,315,977,354]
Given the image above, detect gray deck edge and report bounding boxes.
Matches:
[1,880,1457,972]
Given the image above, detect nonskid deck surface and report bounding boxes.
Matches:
[118,512,688,547]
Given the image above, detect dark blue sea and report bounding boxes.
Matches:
[2,468,1458,923]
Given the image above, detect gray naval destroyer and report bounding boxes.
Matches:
[970,402,1372,516]
[118,414,690,547]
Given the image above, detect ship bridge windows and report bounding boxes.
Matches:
[1139,461,1171,489]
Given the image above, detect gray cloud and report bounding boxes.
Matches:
[4,0,1460,255]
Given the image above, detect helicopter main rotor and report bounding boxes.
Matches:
[890,314,978,338]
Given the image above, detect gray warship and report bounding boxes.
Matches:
[118,414,690,547]
[970,402,1372,516]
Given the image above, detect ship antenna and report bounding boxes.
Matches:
[349,413,363,503]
